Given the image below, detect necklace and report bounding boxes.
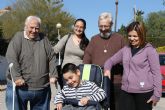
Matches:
[77,39,81,43]
[101,32,112,53]
[73,35,81,44]
[104,49,107,53]
[103,40,110,53]
[76,38,81,44]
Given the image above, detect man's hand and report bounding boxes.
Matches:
[50,77,57,84]
[104,70,111,79]
[15,79,25,86]
[80,97,90,106]
[56,103,62,110]
[147,98,158,106]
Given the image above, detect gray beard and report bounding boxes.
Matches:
[100,32,111,39]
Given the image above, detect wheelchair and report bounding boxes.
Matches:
[62,64,111,110]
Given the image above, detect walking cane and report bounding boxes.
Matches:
[9,63,16,110]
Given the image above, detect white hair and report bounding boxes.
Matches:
[25,16,41,26]
[99,12,113,23]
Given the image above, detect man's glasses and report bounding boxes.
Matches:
[99,25,110,29]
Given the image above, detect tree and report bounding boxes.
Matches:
[118,10,165,48]
[0,22,8,56]
[118,24,127,37]
[145,11,165,47]
[0,0,75,42]
[118,24,128,44]
[135,10,144,22]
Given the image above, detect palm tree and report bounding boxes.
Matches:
[114,0,118,32]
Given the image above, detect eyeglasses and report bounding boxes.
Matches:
[29,26,40,31]
[99,25,110,29]
[74,25,84,30]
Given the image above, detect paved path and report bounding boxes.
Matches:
[1,84,165,110]
[0,84,58,110]
[0,90,7,110]
[153,97,165,110]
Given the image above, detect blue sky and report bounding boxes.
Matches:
[0,0,164,39]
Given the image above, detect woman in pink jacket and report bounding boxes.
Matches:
[104,21,162,110]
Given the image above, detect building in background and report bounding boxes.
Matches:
[0,6,11,16]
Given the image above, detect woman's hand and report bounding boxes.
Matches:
[50,77,57,84]
[147,98,159,106]
[104,70,111,79]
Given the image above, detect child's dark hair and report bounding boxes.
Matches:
[74,18,89,50]
[62,63,79,74]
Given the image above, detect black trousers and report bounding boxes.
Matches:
[110,83,121,110]
[118,90,153,110]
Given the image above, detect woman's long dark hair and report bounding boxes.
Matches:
[74,18,89,50]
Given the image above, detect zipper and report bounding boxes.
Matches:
[126,49,132,91]
[126,44,150,91]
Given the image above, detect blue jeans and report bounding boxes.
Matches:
[17,86,51,110]
[6,82,20,110]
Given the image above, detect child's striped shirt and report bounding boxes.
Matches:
[54,80,106,104]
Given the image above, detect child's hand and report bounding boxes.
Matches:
[56,103,62,110]
[80,97,90,106]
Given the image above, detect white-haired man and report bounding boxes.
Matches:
[83,12,125,110]
[6,16,57,110]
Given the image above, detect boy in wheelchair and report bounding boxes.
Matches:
[54,63,106,110]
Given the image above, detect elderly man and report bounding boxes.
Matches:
[83,12,125,110]
[6,16,57,110]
